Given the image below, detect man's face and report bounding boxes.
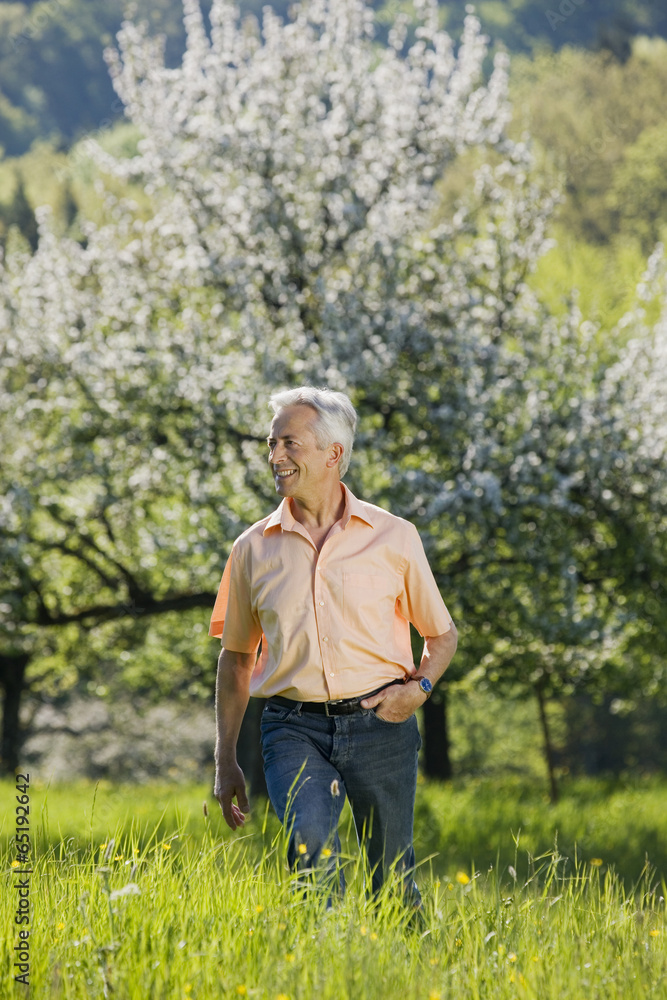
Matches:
[267,405,331,499]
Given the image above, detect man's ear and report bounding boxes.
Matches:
[327,442,344,468]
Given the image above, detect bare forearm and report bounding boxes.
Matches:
[417,624,458,687]
[214,647,256,830]
[214,647,255,763]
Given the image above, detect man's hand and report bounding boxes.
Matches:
[360,681,424,723]
[360,628,458,723]
[214,759,251,830]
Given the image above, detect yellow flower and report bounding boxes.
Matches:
[532,955,539,962]
[456,871,470,885]
[255,905,265,914]
[429,992,441,1000]
[360,926,367,936]
[297,843,307,855]
[590,858,603,867]
[321,848,332,858]
[100,843,107,850]
[11,860,20,868]
[162,843,172,851]
[278,923,287,932]
[57,922,65,930]
[277,995,290,1000]
[650,929,661,937]
[455,938,462,949]
[370,932,378,942]
[447,883,454,891]
[134,848,140,855]
[184,986,192,994]
[508,952,517,963]
[429,958,439,967]
[285,953,295,963]
[114,854,123,861]
[236,987,247,996]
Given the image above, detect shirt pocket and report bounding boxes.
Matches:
[343,572,398,635]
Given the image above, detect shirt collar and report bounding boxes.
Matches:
[341,483,374,528]
[263,483,374,535]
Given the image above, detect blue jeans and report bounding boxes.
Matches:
[260,700,422,901]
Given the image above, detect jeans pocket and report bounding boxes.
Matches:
[371,708,414,726]
[261,702,295,725]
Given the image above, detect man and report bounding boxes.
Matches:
[210,387,457,900]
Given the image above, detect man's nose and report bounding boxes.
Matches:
[270,442,285,463]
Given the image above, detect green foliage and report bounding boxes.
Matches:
[509,38,667,248]
[0,0,206,156]
[447,685,567,780]
[433,37,667,336]
[529,229,647,334]
[0,171,37,249]
[1,777,666,998]
[377,0,667,58]
[1,0,667,159]
[450,675,667,784]
[608,122,667,252]
[25,609,214,703]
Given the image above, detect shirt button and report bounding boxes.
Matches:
[323,636,329,642]
[319,601,325,607]
[330,672,335,677]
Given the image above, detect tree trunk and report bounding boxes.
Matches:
[535,684,559,804]
[422,684,453,780]
[0,653,30,774]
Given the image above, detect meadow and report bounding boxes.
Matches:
[1,775,666,999]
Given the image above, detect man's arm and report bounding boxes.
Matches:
[213,646,256,829]
[361,625,458,723]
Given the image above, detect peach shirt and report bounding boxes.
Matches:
[209,484,453,701]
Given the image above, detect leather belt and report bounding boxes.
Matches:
[267,678,405,717]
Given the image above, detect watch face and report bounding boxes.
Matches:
[419,678,433,695]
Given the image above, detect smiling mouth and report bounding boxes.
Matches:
[275,469,297,479]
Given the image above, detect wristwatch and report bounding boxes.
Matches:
[409,676,433,699]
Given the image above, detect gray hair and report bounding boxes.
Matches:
[268,386,357,477]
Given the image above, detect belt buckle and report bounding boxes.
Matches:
[325,697,363,717]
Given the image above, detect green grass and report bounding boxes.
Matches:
[1,777,666,998]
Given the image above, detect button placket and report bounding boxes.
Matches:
[315,559,339,696]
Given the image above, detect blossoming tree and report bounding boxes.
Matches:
[1,0,664,787]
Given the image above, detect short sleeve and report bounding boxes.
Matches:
[208,544,263,652]
[396,523,453,638]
